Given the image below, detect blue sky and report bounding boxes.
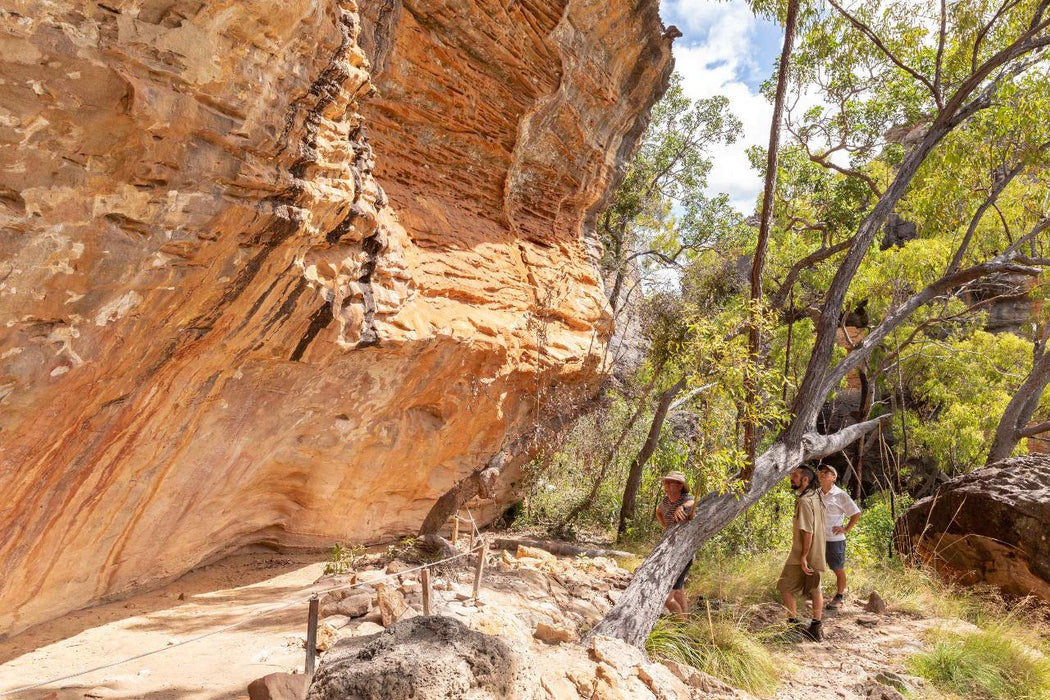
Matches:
[659,0,785,214]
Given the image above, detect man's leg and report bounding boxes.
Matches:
[826,541,847,609]
[810,588,823,622]
[781,590,797,618]
[835,568,847,595]
[665,591,683,614]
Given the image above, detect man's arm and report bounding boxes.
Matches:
[798,497,816,573]
[834,494,863,534]
[800,530,814,574]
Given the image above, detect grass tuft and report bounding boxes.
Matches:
[646,608,781,696]
[908,625,1050,699]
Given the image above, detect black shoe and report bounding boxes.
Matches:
[802,620,823,642]
[825,594,844,610]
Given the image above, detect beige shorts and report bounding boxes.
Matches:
[777,563,821,598]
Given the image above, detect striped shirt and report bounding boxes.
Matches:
[658,493,694,525]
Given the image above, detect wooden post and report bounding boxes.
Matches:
[451,512,459,546]
[468,523,475,550]
[472,538,487,603]
[305,594,319,675]
[421,566,432,616]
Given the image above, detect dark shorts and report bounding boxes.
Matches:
[672,557,693,590]
[826,539,846,571]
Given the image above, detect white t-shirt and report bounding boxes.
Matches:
[821,484,861,542]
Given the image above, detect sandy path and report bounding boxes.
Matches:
[0,550,327,699]
[774,597,947,699]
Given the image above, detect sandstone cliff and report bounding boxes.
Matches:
[0,0,673,635]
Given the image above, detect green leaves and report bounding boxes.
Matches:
[602,73,743,288]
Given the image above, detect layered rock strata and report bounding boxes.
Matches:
[895,454,1050,600]
[0,0,673,634]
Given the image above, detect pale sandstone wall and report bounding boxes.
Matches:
[0,0,672,635]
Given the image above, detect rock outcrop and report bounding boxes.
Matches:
[307,616,533,699]
[895,454,1050,600]
[0,0,673,634]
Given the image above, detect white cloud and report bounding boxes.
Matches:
[661,0,779,215]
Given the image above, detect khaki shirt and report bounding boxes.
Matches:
[786,489,827,572]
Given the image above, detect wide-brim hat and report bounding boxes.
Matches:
[661,471,687,484]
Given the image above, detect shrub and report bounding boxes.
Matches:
[646,610,780,696]
[908,626,1050,699]
[324,542,365,575]
[848,490,913,568]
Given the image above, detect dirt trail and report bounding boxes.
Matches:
[773,598,950,699]
[0,545,950,699]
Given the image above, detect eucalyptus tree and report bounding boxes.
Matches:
[601,73,742,311]
[592,0,1050,647]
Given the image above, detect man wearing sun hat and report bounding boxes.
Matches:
[817,465,862,610]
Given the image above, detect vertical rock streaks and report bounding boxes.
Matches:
[0,0,672,634]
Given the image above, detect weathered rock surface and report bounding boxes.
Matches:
[0,0,672,634]
[895,454,1050,600]
[306,615,533,699]
[248,672,311,700]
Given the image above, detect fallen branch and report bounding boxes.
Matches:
[492,538,635,560]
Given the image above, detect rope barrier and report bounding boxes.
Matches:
[0,542,485,697]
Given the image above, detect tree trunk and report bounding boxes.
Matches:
[616,376,688,538]
[744,0,800,475]
[987,344,1050,463]
[590,415,889,647]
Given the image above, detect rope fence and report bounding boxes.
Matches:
[1,526,488,698]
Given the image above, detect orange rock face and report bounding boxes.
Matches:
[0,0,672,634]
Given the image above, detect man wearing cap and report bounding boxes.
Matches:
[777,465,827,641]
[817,465,862,610]
[655,470,695,617]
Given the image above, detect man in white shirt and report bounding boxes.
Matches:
[817,465,862,610]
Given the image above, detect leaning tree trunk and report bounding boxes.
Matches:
[987,344,1050,464]
[616,376,688,538]
[589,416,889,647]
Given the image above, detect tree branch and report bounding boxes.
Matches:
[1020,419,1050,438]
[771,237,855,311]
[828,0,941,105]
[823,255,1047,397]
[947,159,1029,273]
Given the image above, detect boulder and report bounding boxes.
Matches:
[661,659,742,697]
[636,662,691,700]
[533,622,575,644]
[306,616,533,699]
[320,591,372,619]
[315,623,339,652]
[895,454,1050,600]
[248,672,310,700]
[540,673,582,699]
[588,635,645,669]
[375,583,410,627]
[865,591,887,614]
[349,621,386,637]
[517,545,557,563]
